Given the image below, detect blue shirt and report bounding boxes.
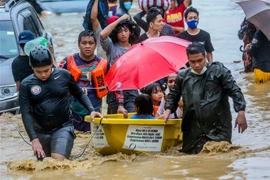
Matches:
[130,114,155,119]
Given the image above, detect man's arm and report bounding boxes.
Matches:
[206,52,213,63]
[218,63,247,133]
[113,90,128,117]
[205,32,214,62]
[19,82,46,159]
[91,0,99,33]
[218,63,246,111]
[100,14,130,40]
[183,0,192,7]
[133,11,149,32]
[11,61,20,91]
[19,83,37,141]
[15,81,20,91]
[164,72,183,124]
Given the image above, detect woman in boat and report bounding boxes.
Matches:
[130,94,155,119]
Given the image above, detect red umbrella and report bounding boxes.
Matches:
[105,36,190,91]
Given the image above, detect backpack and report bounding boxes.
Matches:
[82,0,109,31]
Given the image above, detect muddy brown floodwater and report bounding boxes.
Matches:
[1,0,270,179]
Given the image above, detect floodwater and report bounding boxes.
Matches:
[1,0,270,179]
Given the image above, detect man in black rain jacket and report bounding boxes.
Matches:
[164,42,248,154]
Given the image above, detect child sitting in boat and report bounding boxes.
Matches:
[130,94,156,119]
[156,73,182,119]
[140,83,164,117]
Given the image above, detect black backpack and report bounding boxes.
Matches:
[82,0,109,31]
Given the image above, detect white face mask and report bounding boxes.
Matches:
[191,66,207,75]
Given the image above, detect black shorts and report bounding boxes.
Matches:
[36,125,76,159]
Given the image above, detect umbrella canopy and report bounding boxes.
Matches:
[237,0,270,40]
[105,36,190,91]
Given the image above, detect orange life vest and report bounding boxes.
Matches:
[67,55,108,98]
[67,55,82,82]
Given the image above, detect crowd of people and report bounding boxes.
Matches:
[13,0,270,161]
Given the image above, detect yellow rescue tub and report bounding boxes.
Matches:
[85,113,182,155]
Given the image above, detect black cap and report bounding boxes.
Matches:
[29,45,52,67]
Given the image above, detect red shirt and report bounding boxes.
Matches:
[164,3,186,34]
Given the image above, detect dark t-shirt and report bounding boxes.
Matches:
[137,32,166,43]
[11,55,33,83]
[177,29,214,53]
[134,11,175,36]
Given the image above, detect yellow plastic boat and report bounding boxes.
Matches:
[85,113,182,155]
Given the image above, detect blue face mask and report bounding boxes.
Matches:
[124,2,132,10]
[187,20,199,29]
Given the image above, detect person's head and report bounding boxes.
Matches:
[141,83,164,105]
[186,42,207,74]
[167,73,177,90]
[29,46,53,81]
[184,6,199,29]
[119,0,133,12]
[110,20,140,44]
[134,94,154,115]
[146,7,164,32]
[78,30,97,59]
[170,0,178,10]
[18,30,35,52]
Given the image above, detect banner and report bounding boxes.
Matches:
[123,125,164,152]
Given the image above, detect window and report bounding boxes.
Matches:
[0,21,18,58]
[19,9,40,37]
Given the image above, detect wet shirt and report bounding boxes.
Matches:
[19,68,95,141]
[166,62,246,153]
[95,24,107,59]
[11,55,33,83]
[177,29,214,53]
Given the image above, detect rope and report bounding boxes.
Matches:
[18,118,104,160]
[71,117,103,160]
[18,131,32,146]
[82,86,107,90]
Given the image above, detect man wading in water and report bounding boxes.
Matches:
[19,46,102,160]
[164,42,248,154]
